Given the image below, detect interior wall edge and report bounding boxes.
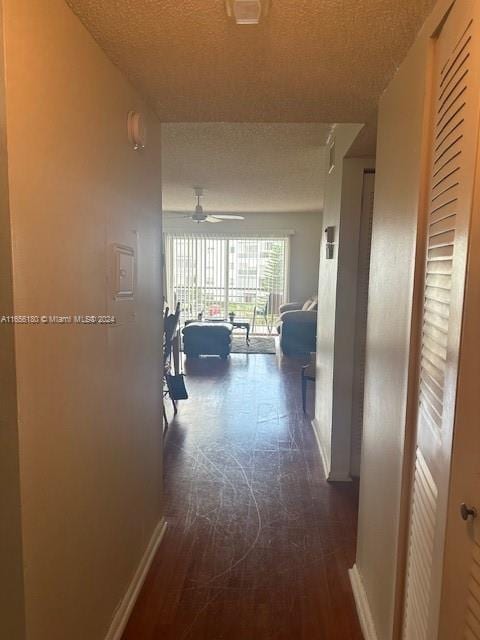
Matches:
[330,156,376,482]
[0,0,26,636]
[314,124,364,480]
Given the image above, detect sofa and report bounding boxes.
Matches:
[277,296,317,356]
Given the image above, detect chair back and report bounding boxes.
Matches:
[164,302,180,366]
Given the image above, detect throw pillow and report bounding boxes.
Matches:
[302,298,313,310]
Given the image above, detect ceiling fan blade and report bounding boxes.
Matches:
[205,216,221,223]
[211,214,245,220]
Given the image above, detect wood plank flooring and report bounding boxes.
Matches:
[123,354,362,640]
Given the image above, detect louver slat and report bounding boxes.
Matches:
[403,450,438,639]
[464,543,480,638]
[418,20,471,441]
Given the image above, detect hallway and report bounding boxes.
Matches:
[123,354,362,639]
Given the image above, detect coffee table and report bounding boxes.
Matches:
[185,318,250,344]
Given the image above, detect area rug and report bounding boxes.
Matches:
[230,335,276,354]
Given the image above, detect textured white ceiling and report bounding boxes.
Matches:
[66,0,436,142]
[161,123,329,213]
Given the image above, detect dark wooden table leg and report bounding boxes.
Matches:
[172,331,180,375]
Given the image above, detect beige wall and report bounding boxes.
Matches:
[313,123,370,480]
[3,0,164,638]
[163,210,323,304]
[354,1,452,637]
[0,2,26,637]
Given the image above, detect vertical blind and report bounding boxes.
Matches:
[164,233,290,327]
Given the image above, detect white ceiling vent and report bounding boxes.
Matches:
[225,0,270,25]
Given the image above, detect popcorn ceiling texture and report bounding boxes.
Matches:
[161,122,330,213]
[65,0,436,154]
[66,0,436,132]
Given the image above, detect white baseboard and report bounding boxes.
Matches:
[311,417,330,479]
[329,471,353,482]
[105,518,167,640]
[311,418,352,482]
[349,564,378,640]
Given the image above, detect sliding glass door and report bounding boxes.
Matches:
[164,234,289,334]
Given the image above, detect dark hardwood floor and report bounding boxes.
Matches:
[123,353,362,640]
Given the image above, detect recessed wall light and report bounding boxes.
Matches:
[225,0,270,25]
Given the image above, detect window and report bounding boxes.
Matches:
[164,234,289,334]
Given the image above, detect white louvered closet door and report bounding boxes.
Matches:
[403,1,480,639]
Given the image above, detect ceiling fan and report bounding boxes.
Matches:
[184,188,245,223]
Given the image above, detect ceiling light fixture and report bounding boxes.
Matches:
[225,0,270,25]
[183,188,245,224]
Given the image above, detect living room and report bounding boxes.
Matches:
[162,122,324,356]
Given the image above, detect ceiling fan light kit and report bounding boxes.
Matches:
[225,0,270,25]
[186,188,245,224]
